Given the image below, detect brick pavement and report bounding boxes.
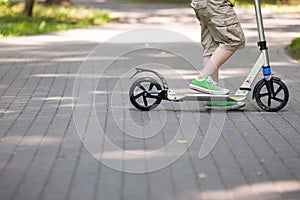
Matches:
[0,1,300,200]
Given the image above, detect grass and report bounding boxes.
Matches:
[286,38,300,61]
[0,2,113,38]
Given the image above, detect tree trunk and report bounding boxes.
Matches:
[45,0,72,6]
[23,0,35,17]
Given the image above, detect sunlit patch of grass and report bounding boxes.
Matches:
[0,2,113,38]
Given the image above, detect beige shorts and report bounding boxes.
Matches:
[192,1,245,56]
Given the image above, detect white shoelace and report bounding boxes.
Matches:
[207,76,221,88]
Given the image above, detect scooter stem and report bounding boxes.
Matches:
[254,0,266,42]
[254,0,271,70]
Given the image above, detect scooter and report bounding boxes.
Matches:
[129,0,289,112]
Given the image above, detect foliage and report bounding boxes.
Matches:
[286,38,300,61]
[0,2,112,38]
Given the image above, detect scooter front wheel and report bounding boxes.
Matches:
[129,77,162,111]
[254,77,289,112]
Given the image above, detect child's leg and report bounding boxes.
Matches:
[190,3,244,95]
[192,1,245,82]
[203,56,219,83]
[203,56,218,83]
[196,48,234,81]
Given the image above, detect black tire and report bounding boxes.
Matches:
[254,77,289,112]
[129,77,162,111]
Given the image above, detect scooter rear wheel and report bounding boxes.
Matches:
[254,77,289,112]
[129,77,162,111]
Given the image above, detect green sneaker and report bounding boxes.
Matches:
[189,76,230,95]
[205,101,245,110]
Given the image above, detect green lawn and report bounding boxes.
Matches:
[286,38,300,61]
[0,2,113,38]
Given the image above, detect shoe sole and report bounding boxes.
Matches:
[189,84,230,95]
[205,102,246,111]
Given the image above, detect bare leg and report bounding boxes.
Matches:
[203,56,218,82]
[197,48,234,81]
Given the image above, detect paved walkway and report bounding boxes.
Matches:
[0,1,300,200]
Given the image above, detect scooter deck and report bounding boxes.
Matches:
[167,93,247,102]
